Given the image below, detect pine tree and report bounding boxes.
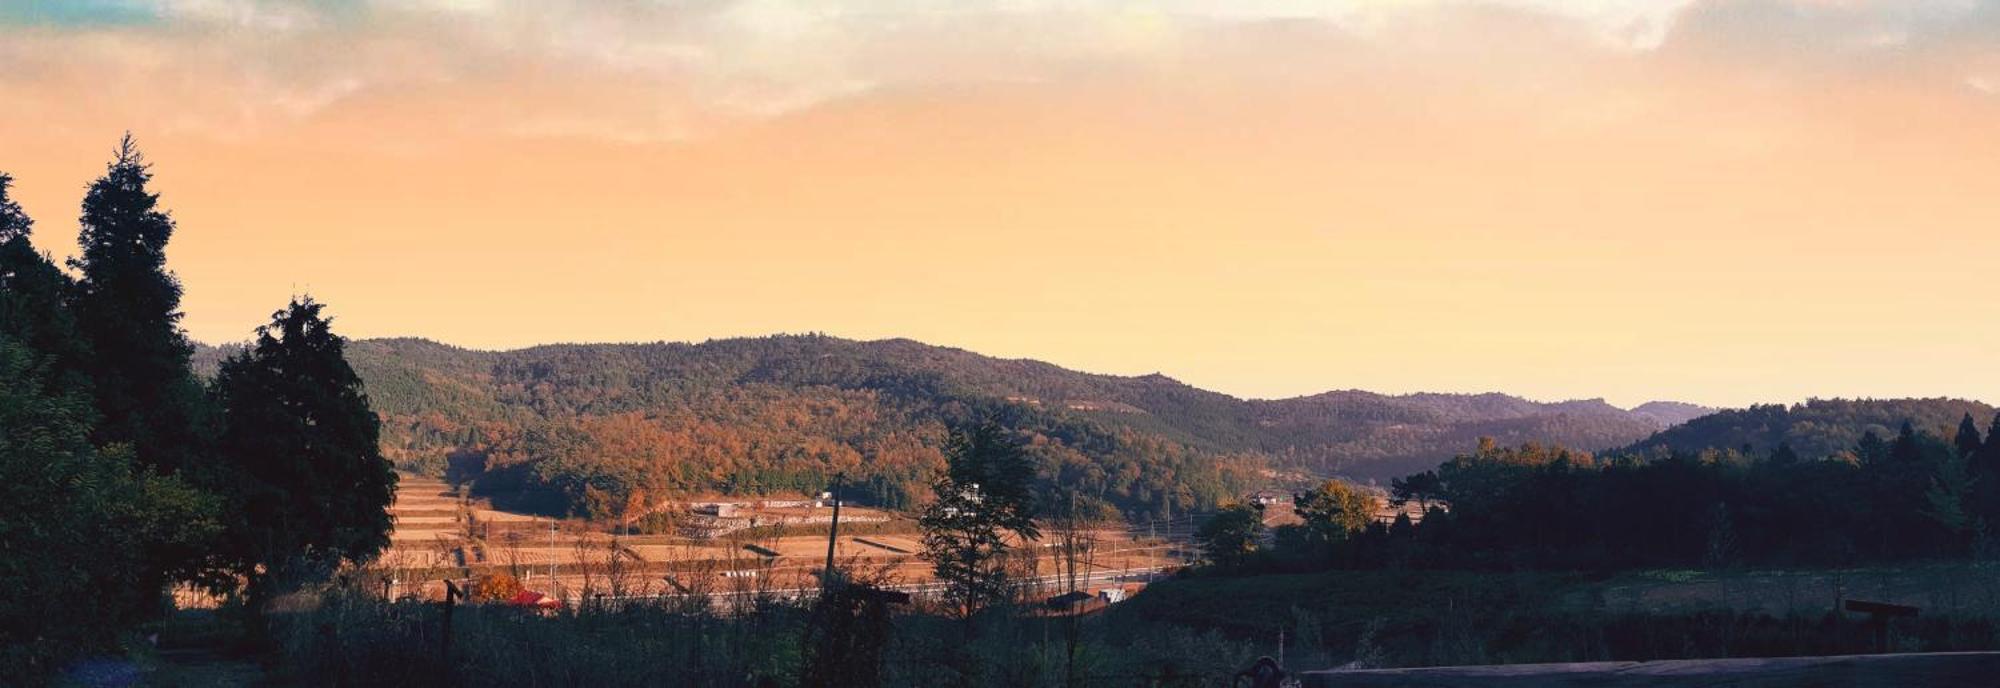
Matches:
[1889,422,1922,463]
[2,175,219,677]
[1986,413,2000,468]
[211,297,397,609]
[68,135,207,474]
[0,173,91,389]
[1956,414,1984,459]
[1855,430,1889,464]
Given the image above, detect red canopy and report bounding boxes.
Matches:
[508,590,561,608]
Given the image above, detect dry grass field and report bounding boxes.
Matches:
[377,474,1186,604]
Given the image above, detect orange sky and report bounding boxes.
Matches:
[2,1,1997,407]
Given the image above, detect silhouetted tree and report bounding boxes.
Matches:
[1390,471,1443,511]
[69,135,207,474]
[1957,413,1985,459]
[211,297,396,615]
[1,176,220,678]
[0,174,91,391]
[1857,430,1890,465]
[918,422,1040,620]
[1891,422,1924,464]
[1987,415,2000,454]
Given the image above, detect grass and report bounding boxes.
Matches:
[1107,562,2000,670]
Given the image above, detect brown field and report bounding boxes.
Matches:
[379,474,1186,604]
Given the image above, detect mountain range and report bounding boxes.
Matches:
[201,334,1710,519]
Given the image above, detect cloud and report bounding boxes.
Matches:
[1,0,1995,147]
[0,0,157,27]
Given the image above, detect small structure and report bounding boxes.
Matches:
[1249,490,1289,506]
[507,589,561,611]
[694,503,742,517]
[1097,588,1127,604]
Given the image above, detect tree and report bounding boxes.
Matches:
[1924,447,1978,545]
[1196,503,1265,571]
[68,135,208,475]
[0,174,90,390]
[1390,471,1443,511]
[1982,413,2000,474]
[0,332,220,680]
[1856,430,1890,465]
[1890,422,1923,464]
[917,423,1040,620]
[1,172,222,680]
[1957,414,1985,459]
[211,297,397,611]
[1293,479,1376,548]
[1767,442,1802,466]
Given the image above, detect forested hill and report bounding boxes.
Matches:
[195,335,1701,519]
[1619,398,1998,460]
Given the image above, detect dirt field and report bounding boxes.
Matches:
[380,474,1187,602]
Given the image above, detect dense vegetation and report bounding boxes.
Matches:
[1622,398,1996,459]
[0,140,395,682]
[1204,400,2000,574]
[192,336,1705,521]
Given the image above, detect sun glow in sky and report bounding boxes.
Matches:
[2,0,1997,407]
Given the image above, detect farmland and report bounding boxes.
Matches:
[378,475,1189,606]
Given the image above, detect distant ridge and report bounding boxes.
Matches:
[1621,397,1997,460]
[196,334,1711,518]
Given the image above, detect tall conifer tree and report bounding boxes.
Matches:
[1987,414,2000,459]
[1,173,219,679]
[68,135,206,474]
[1956,413,1984,459]
[0,174,92,389]
[211,297,396,607]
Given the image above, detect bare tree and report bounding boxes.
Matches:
[1049,491,1101,687]
[605,534,636,601]
[571,524,600,605]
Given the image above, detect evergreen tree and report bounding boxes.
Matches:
[1985,413,2000,469]
[1,313,218,680]
[0,173,91,389]
[68,135,207,474]
[1767,442,1802,466]
[210,297,397,609]
[1957,414,1984,459]
[1855,430,1889,464]
[1890,422,1923,464]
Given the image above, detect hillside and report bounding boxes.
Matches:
[196,335,1701,520]
[1619,397,1997,460]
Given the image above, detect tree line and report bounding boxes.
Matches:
[1198,411,2000,575]
[0,137,395,681]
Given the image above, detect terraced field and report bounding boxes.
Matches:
[379,474,1187,604]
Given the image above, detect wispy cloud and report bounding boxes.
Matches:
[1,0,1994,144]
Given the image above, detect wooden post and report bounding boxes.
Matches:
[822,473,843,590]
[442,579,463,663]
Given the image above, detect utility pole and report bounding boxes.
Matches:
[822,473,843,589]
[548,518,557,587]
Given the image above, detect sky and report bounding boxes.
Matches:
[1,0,1996,408]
